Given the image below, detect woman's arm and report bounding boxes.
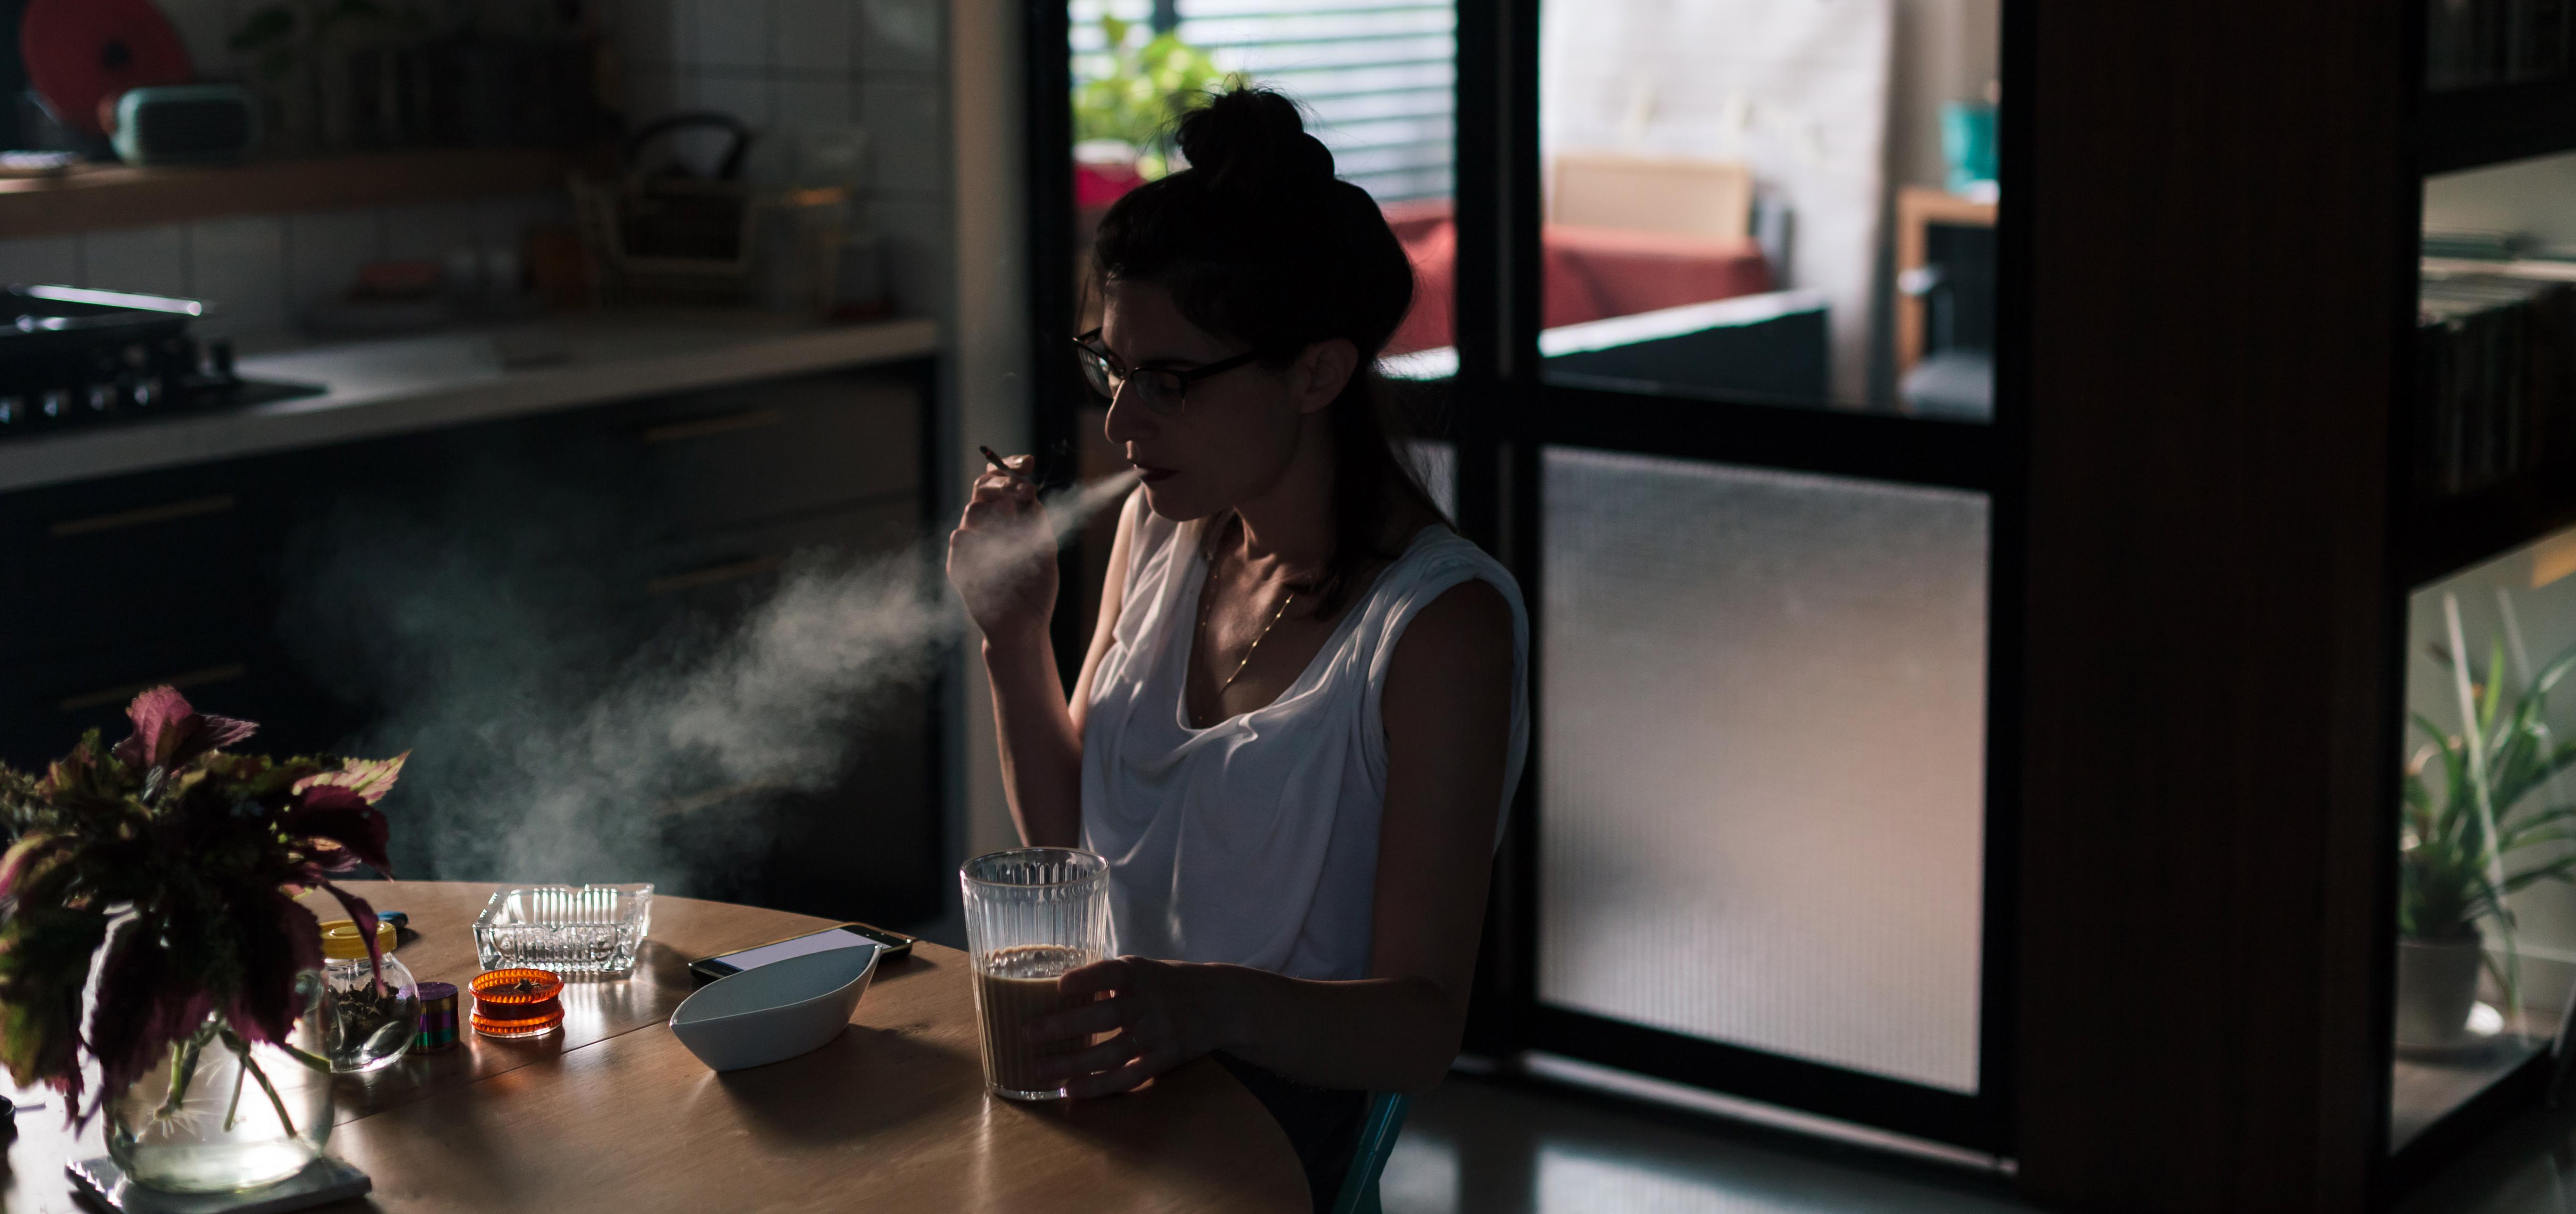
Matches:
[950,470,1142,850]
[1031,577,1516,1095]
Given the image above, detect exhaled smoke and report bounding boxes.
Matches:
[279,468,1139,898]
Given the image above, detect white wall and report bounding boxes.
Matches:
[2426,150,2576,249]
[1887,0,1999,193]
[950,0,1031,907]
[1539,0,1893,405]
[614,0,954,318]
[0,196,568,345]
[0,0,955,343]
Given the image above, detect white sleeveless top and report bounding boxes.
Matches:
[1078,496,1529,981]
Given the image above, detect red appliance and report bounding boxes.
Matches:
[19,0,191,137]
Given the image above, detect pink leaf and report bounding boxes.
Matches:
[109,686,258,771]
[221,895,323,1049]
[292,752,407,805]
[85,920,216,1124]
[279,786,392,875]
[110,687,193,768]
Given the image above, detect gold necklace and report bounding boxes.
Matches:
[1200,521,1298,694]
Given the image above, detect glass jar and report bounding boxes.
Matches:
[107,985,333,1192]
[317,919,419,1074]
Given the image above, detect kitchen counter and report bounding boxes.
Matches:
[0,311,941,493]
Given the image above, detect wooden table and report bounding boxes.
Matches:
[3,881,1306,1213]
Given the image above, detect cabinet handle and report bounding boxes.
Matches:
[50,494,238,538]
[646,554,785,596]
[59,662,248,713]
[642,408,784,445]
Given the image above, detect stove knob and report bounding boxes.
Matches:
[0,396,21,426]
[40,388,67,419]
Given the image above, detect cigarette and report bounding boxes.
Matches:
[979,446,1031,483]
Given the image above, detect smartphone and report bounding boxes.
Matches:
[687,922,916,984]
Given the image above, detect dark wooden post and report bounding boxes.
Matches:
[2013,0,2407,1207]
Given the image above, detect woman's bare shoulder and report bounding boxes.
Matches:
[1389,575,1514,686]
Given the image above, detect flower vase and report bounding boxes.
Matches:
[106,979,334,1193]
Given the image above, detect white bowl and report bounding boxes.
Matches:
[668,944,880,1072]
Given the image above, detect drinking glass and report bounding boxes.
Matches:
[961,848,1111,1100]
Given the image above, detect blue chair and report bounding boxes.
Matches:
[1328,1092,1413,1214]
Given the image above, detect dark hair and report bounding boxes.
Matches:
[1091,87,1442,614]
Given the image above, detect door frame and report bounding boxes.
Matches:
[1023,0,2027,1156]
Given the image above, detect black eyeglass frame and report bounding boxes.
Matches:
[1071,328,1269,414]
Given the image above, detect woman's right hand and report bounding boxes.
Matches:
[947,454,1058,646]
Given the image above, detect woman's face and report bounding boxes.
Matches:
[1098,278,1352,521]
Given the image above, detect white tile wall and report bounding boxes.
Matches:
[0,237,80,287]
[381,201,483,264]
[772,0,853,74]
[190,216,290,339]
[22,0,953,328]
[690,0,774,70]
[287,209,385,313]
[84,226,191,298]
[154,0,242,82]
[685,73,779,131]
[617,0,687,71]
[610,0,950,314]
[860,82,944,195]
[476,194,576,255]
[859,0,945,74]
[774,77,857,127]
[870,195,951,317]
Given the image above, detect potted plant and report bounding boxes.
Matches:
[0,687,405,1192]
[1073,13,1234,198]
[2400,627,2576,1050]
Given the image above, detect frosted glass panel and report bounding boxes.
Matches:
[1538,448,1988,1092]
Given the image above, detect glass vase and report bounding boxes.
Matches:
[106,975,334,1193]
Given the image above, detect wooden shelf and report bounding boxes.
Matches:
[0,147,601,240]
[2415,80,2576,175]
[2400,459,2576,586]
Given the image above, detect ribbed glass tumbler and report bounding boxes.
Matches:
[960,848,1112,1100]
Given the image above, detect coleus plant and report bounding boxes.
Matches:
[0,687,404,1131]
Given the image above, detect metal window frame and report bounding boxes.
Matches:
[1025,0,2027,1157]
[1450,0,2025,1156]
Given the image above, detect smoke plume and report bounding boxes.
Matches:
[279,465,1138,901]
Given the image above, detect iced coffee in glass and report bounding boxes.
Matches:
[960,848,1111,1099]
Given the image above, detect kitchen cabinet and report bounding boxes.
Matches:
[0,359,943,927]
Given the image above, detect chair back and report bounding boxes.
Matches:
[1551,151,1754,239]
[1328,1091,1413,1214]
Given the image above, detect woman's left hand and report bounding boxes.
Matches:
[1026,956,1221,1098]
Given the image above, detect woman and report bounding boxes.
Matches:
[946,88,1526,1206]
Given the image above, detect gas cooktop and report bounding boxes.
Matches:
[1,284,325,439]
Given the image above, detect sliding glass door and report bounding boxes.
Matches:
[1449,0,2017,1151]
[1028,0,2019,1154]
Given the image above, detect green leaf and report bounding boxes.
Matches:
[2479,636,2507,737]
[2527,639,2576,700]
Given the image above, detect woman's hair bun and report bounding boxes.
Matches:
[1174,87,1336,189]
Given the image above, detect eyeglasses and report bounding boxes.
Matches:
[1071,328,1265,416]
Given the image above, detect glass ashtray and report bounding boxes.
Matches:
[473,884,653,976]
